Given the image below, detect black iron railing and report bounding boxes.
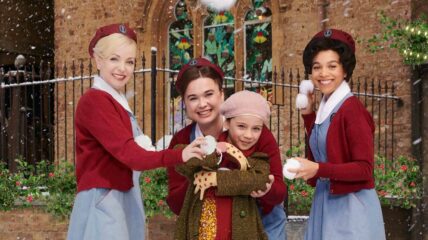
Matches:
[0,52,402,171]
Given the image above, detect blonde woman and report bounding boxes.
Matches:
[67,23,203,240]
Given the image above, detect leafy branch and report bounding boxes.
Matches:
[365,12,428,66]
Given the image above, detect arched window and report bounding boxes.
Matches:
[203,10,235,83]
[244,0,272,82]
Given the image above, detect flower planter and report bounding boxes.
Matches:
[382,205,413,240]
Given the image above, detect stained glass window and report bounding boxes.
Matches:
[168,0,193,133]
[203,10,235,82]
[244,0,272,82]
[169,0,194,71]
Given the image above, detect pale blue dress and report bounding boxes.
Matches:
[304,93,385,240]
[67,112,146,240]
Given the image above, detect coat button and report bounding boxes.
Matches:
[240,211,246,218]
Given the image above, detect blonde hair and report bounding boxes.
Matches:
[92,33,137,59]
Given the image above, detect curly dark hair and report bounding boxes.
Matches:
[303,38,356,81]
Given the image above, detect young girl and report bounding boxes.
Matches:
[174,90,274,240]
[291,29,385,240]
[66,23,203,240]
[166,58,287,240]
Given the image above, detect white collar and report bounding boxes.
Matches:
[315,81,351,124]
[195,124,204,138]
[92,75,133,114]
[195,117,227,138]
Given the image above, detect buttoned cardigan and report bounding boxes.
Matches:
[303,96,376,194]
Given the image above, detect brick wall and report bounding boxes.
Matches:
[53,0,414,160]
[0,208,68,240]
[0,208,176,240]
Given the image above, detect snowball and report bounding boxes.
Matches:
[135,134,156,151]
[156,135,173,150]
[283,158,301,180]
[296,93,309,109]
[200,0,237,12]
[201,135,217,155]
[299,80,314,95]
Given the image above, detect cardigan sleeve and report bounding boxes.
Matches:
[216,152,270,196]
[76,91,183,170]
[166,133,189,215]
[315,99,375,182]
[255,126,287,207]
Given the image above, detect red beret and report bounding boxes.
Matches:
[311,28,355,53]
[176,57,224,92]
[88,23,137,57]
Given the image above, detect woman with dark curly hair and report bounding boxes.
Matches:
[290,29,386,240]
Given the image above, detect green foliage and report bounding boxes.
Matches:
[0,159,76,217]
[365,12,428,66]
[285,142,305,158]
[12,159,51,207]
[285,178,314,214]
[374,155,423,209]
[140,168,173,218]
[0,163,18,210]
[43,161,76,218]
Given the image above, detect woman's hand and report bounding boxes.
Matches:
[300,92,315,115]
[250,174,274,198]
[182,137,205,162]
[288,157,319,180]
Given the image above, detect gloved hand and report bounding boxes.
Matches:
[193,171,217,200]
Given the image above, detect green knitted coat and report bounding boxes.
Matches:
[173,145,270,240]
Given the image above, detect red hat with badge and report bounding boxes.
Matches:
[88,23,137,57]
[311,28,355,53]
[175,57,224,94]
[303,29,356,76]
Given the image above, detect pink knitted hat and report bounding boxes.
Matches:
[220,90,271,124]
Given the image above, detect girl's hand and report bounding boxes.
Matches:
[288,157,319,180]
[300,92,315,115]
[250,174,274,198]
[182,137,205,162]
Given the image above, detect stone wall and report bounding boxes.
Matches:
[53,0,414,161]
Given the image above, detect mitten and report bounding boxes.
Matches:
[296,80,314,109]
[217,142,250,170]
[194,171,217,200]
